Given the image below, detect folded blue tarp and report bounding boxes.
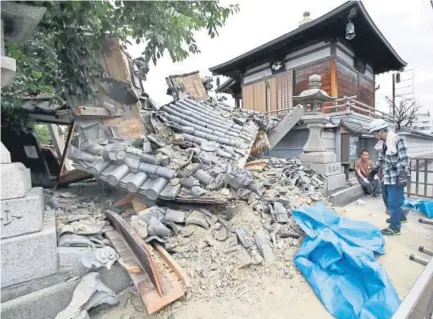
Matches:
[404,199,433,218]
[293,203,400,319]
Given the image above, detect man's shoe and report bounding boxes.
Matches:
[381,228,401,236]
[373,194,381,198]
[386,217,408,224]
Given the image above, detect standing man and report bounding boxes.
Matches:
[355,150,381,197]
[368,119,409,236]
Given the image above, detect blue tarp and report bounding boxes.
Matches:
[404,199,433,218]
[293,203,400,319]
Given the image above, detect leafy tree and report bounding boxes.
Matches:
[2,0,239,105]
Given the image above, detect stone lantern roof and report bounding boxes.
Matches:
[1,2,46,88]
[293,74,336,102]
[292,74,336,114]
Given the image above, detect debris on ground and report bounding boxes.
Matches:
[356,199,366,205]
[45,97,333,316]
[56,272,118,319]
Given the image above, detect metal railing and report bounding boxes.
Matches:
[322,96,394,121]
[407,157,433,198]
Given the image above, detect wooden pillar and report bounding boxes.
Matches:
[330,57,338,97]
[330,57,338,113]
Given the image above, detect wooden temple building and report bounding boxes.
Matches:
[210,0,406,114]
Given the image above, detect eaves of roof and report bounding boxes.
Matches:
[209,1,406,76]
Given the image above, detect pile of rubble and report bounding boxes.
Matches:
[47,179,328,315]
[54,97,331,315]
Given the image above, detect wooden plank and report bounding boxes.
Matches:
[153,243,191,288]
[269,77,278,113]
[105,210,163,295]
[106,230,184,314]
[73,105,124,118]
[132,196,149,213]
[113,193,136,208]
[48,124,73,171]
[57,169,91,186]
[118,257,141,274]
[99,37,146,138]
[245,159,269,167]
[56,122,75,185]
[48,124,63,159]
[330,57,338,98]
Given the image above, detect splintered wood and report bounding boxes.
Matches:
[105,210,188,314]
[245,159,269,172]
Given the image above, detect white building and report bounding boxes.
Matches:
[412,111,433,134]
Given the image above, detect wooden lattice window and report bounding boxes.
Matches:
[276,71,293,110]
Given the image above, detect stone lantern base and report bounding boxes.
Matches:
[299,116,346,192]
[301,151,346,192]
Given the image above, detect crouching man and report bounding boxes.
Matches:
[355,150,381,197]
[368,119,409,236]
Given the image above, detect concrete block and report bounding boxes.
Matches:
[1,210,58,287]
[1,269,76,303]
[1,56,16,88]
[1,278,78,319]
[300,151,336,164]
[329,184,365,206]
[1,142,11,163]
[0,264,131,319]
[308,162,342,176]
[0,162,31,200]
[269,105,304,148]
[326,173,347,192]
[1,187,44,239]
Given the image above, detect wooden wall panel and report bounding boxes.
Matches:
[242,70,293,114]
[294,59,332,95]
[171,72,209,100]
[100,38,144,137]
[336,61,375,114]
[269,77,278,113]
[242,81,266,112]
[336,62,357,99]
[358,76,374,107]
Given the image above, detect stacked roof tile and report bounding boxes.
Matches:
[69,98,273,204]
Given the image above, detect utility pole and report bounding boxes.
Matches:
[392,73,396,116]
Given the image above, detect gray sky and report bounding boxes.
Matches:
[129,0,433,114]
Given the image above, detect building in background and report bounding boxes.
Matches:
[209,0,406,115]
[412,111,433,134]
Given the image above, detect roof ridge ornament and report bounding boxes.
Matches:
[299,11,312,26]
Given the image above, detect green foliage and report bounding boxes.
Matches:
[33,124,52,145]
[3,1,239,104]
[0,104,33,134]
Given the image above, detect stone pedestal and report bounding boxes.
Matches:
[1,187,44,239]
[0,143,58,289]
[299,115,346,192]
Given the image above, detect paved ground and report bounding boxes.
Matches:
[340,196,432,299]
[95,196,433,319]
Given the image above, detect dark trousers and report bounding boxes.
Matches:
[383,184,405,232]
[359,178,381,196]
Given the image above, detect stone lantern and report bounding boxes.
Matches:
[292,74,335,114]
[293,74,346,192]
[1,2,46,88]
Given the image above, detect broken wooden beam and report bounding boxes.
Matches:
[106,228,185,314]
[153,243,191,288]
[105,210,163,296]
